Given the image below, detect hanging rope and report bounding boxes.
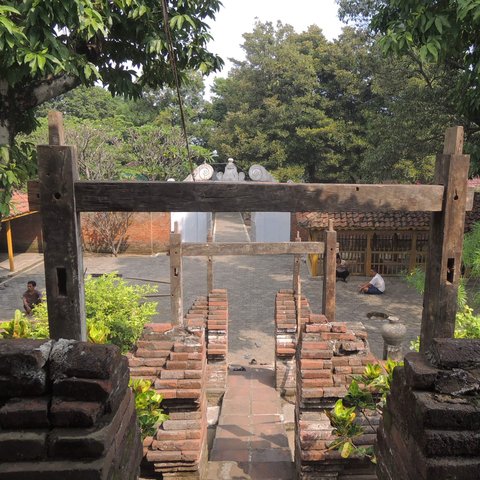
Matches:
[161,0,196,181]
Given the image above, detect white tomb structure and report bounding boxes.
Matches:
[171,159,290,242]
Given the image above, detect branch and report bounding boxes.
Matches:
[15,74,81,111]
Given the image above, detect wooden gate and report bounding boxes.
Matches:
[37,112,473,353]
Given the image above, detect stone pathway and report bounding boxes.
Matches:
[207,366,293,480]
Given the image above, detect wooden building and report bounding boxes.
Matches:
[294,189,480,277]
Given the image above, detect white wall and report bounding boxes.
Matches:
[171,212,211,242]
[251,212,291,242]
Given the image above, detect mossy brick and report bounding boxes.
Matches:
[53,377,115,402]
[0,373,47,398]
[0,397,49,429]
[0,339,52,375]
[50,341,122,380]
[0,431,47,462]
[414,391,480,430]
[48,389,133,459]
[428,338,480,370]
[50,399,104,428]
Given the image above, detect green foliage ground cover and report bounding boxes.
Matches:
[0,273,157,353]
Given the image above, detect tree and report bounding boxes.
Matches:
[0,0,223,218]
[337,0,480,175]
[369,1,480,123]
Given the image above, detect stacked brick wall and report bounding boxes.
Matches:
[128,322,208,479]
[206,289,228,403]
[0,339,141,480]
[377,339,480,480]
[275,289,310,397]
[295,316,379,479]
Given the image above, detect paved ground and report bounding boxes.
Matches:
[207,366,293,480]
[0,212,423,360]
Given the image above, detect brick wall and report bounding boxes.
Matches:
[0,339,141,480]
[274,289,310,397]
[377,339,480,480]
[128,290,229,478]
[294,315,379,479]
[206,289,228,403]
[0,212,171,255]
[0,213,44,253]
[82,211,171,254]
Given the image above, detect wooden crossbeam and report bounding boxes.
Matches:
[181,241,325,256]
[74,181,460,213]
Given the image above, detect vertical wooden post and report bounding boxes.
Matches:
[409,232,418,272]
[38,112,86,341]
[170,223,184,326]
[322,219,336,321]
[293,232,302,334]
[207,229,213,294]
[6,220,14,272]
[365,232,372,275]
[420,127,470,353]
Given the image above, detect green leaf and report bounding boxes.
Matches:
[341,441,354,458]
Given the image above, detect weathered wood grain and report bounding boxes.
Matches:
[181,242,325,256]
[322,220,337,321]
[74,182,448,213]
[169,230,183,326]
[47,111,65,146]
[38,144,86,341]
[421,147,470,352]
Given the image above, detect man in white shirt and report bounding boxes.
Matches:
[358,267,385,294]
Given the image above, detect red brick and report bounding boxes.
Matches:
[176,389,201,399]
[184,370,202,379]
[136,340,174,351]
[162,419,202,431]
[134,349,170,359]
[0,397,49,429]
[333,366,352,374]
[177,380,202,389]
[332,357,349,366]
[152,439,200,451]
[155,379,178,389]
[303,378,334,388]
[302,388,324,398]
[303,341,332,350]
[156,430,186,441]
[161,370,185,380]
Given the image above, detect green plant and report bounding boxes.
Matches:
[32,273,158,352]
[0,310,32,338]
[130,378,168,439]
[327,360,402,462]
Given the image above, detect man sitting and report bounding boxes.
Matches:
[358,267,385,294]
[22,280,42,315]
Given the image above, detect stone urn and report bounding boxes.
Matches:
[381,316,407,361]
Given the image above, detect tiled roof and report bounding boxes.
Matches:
[298,192,480,232]
[297,211,431,231]
[4,191,30,220]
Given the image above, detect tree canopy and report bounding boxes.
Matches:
[0,0,223,217]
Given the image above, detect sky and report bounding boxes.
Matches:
[205,0,345,95]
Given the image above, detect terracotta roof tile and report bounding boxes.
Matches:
[298,192,480,232]
[5,191,30,219]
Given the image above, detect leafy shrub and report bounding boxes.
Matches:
[0,310,33,338]
[31,273,158,352]
[327,360,401,462]
[129,378,168,439]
